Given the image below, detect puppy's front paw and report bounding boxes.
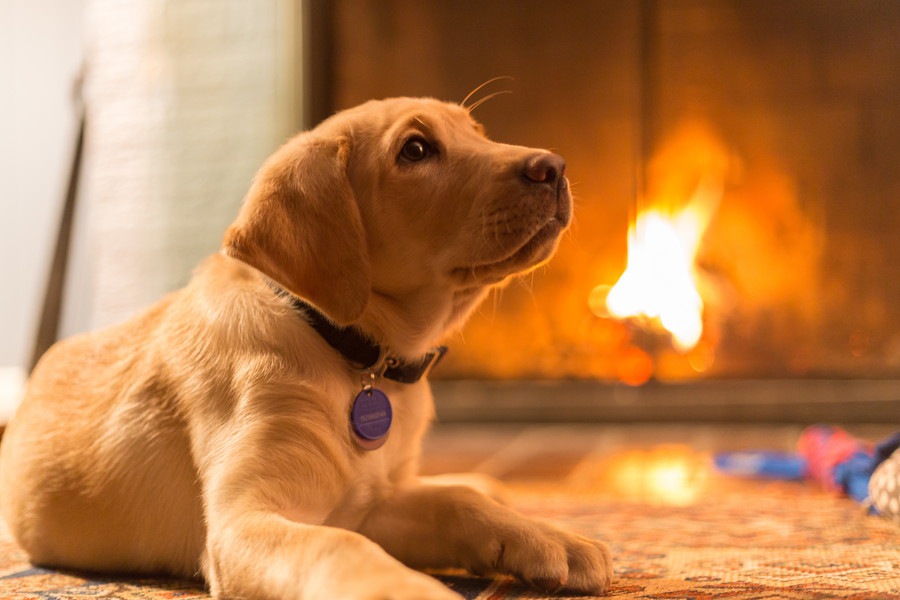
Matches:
[561,534,613,595]
[485,520,612,595]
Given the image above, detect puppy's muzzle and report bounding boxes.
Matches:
[522,152,571,226]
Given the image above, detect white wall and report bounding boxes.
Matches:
[0,0,87,420]
[0,0,302,423]
[80,0,301,331]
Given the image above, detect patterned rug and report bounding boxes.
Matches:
[1,483,898,599]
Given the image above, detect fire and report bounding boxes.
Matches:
[601,177,722,352]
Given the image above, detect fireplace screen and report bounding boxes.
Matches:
[312,0,900,386]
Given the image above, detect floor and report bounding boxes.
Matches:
[1,423,899,599]
[419,422,893,501]
[414,423,900,598]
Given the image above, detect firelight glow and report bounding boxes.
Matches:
[604,177,722,352]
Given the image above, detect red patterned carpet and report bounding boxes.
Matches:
[1,424,898,599]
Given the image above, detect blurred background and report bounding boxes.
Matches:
[3,0,900,424]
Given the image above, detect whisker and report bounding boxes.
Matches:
[491,286,504,320]
[517,271,535,294]
[467,90,514,113]
[461,76,515,108]
[480,204,491,246]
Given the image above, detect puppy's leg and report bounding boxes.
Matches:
[200,398,460,600]
[419,473,510,505]
[358,484,612,595]
[204,511,460,600]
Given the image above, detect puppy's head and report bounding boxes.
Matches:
[223,98,571,333]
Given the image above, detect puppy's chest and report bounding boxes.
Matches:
[324,381,432,528]
[350,380,430,463]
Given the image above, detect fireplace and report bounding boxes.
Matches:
[306,0,900,421]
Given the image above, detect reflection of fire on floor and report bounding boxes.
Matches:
[420,423,894,503]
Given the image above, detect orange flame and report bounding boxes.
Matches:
[603,177,722,352]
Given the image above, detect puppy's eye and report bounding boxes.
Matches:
[399,137,432,162]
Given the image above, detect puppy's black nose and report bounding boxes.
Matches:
[523,152,566,185]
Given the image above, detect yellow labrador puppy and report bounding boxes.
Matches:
[0,97,612,599]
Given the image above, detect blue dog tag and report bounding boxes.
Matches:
[350,388,392,450]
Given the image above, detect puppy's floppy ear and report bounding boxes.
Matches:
[223,134,370,325]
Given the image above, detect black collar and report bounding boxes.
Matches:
[271,285,447,384]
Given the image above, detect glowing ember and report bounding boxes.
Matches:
[602,177,722,352]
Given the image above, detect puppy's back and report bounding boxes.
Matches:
[0,290,205,576]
